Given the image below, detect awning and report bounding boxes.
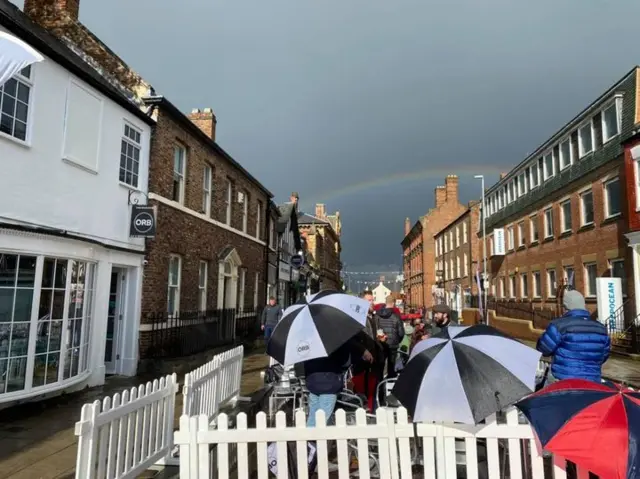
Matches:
[0,31,44,87]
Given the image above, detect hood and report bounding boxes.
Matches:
[377,307,397,319]
[563,309,592,319]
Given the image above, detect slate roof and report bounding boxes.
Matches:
[297,212,330,225]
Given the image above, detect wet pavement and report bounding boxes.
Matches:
[0,351,270,479]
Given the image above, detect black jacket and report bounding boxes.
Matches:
[304,341,352,395]
[377,308,404,348]
[351,313,385,375]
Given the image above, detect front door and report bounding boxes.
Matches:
[105,268,125,374]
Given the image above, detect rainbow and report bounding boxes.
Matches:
[301,164,507,206]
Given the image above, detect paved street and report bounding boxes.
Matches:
[0,352,270,479]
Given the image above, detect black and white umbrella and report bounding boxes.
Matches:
[392,324,541,424]
[267,290,369,366]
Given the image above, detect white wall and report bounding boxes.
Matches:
[0,26,152,252]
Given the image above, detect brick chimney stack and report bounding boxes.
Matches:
[404,217,411,235]
[187,108,217,141]
[435,186,446,208]
[445,175,459,202]
[25,0,80,23]
[315,204,326,219]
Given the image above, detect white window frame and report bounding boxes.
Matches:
[560,199,572,233]
[580,190,594,226]
[563,265,574,288]
[198,261,208,312]
[256,201,262,239]
[242,190,249,233]
[0,66,34,144]
[499,277,506,298]
[559,138,572,170]
[463,252,468,277]
[510,275,516,298]
[120,122,142,188]
[547,269,557,298]
[601,96,622,144]
[168,255,182,316]
[578,120,595,158]
[543,151,555,180]
[520,273,528,298]
[225,180,233,225]
[584,262,598,298]
[456,226,460,247]
[603,177,621,219]
[173,145,186,205]
[530,214,539,243]
[237,268,246,312]
[532,271,541,298]
[507,226,515,251]
[518,172,527,197]
[529,162,539,189]
[202,165,212,216]
[544,208,554,239]
[517,222,525,247]
[456,256,460,278]
[463,221,468,243]
[609,258,626,296]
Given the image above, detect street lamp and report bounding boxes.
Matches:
[474,175,488,325]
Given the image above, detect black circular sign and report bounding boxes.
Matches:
[133,211,154,234]
[291,254,304,268]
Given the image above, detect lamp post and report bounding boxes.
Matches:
[474,175,488,325]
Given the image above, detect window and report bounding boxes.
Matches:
[518,172,527,196]
[0,66,32,141]
[242,190,249,233]
[529,163,539,188]
[198,261,208,312]
[456,226,460,247]
[560,200,572,233]
[580,190,594,226]
[256,201,263,239]
[532,271,541,298]
[521,273,528,298]
[202,165,212,216]
[604,177,621,218]
[168,255,181,315]
[269,218,276,249]
[254,272,260,309]
[237,269,246,311]
[120,123,142,188]
[445,262,449,280]
[225,181,233,225]
[547,269,557,297]
[510,275,516,298]
[456,257,460,278]
[517,222,525,247]
[544,208,554,238]
[507,226,515,251]
[564,266,574,289]
[172,146,186,204]
[584,263,598,297]
[499,277,506,298]
[559,139,572,170]
[578,122,594,157]
[530,215,539,242]
[543,152,554,180]
[602,100,620,143]
[463,253,468,276]
[610,259,626,295]
[63,82,103,171]
[463,222,468,243]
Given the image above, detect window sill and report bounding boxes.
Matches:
[530,240,539,246]
[579,151,594,160]
[602,214,622,226]
[62,156,98,175]
[559,230,572,239]
[517,245,526,251]
[0,130,31,148]
[542,236,554,244]
[602,133,619,146]
[578,223,595,233]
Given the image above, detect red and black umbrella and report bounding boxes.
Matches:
[516,379,640,479]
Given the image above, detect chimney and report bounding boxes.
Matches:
[315,204,326,219]
[445,175,459,202]
[187,108,217,141]
[404,217,411,235]
[500,172,508,180]
[435,186,446,208]
[25,0,80,23]
[290,192,299,210]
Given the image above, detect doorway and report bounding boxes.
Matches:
[105,268,126,374]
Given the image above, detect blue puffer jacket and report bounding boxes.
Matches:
[536,309,611,383]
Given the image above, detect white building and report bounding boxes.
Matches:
[0,9,154,405]
[372,281,392,305]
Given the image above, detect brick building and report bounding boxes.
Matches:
[402,175,466,308]
[481,68,634,318]
[298,204,342,291]
[623,125,640,323]
[433,201,481,312]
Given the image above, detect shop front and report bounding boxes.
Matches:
[278,260,292,307]
[0,228,143,405]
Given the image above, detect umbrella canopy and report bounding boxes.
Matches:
[516,379,640,479]
[392,324,541,424]
[0,32,44,88]
[266,290,369,366]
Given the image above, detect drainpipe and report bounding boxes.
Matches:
[263,202,269,306]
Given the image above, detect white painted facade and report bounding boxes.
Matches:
[372,282,392,304]
[0,26,152,404]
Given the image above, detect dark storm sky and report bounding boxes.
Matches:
[11,0,640,275]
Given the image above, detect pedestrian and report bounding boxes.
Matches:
[350,290,385,411]
[427,303,458,336]
[537,290,610,384]
[377,296,405,378]
[260,296,283,341]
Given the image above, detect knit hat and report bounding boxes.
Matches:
[563,290,585,311]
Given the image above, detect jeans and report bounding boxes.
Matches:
[307,393,338,427]
[264,326,274,340]
[386,347,398,379]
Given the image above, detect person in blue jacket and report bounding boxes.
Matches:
[537,290,610,384]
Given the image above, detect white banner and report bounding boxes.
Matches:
[596,277,623,332]
[493,228,506,256]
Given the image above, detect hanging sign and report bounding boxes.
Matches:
[130,205,156,238]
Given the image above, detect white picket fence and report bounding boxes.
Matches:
[74,346,245,479]
[182,345,245,423]
[175,407,594,479]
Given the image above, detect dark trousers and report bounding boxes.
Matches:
[386,347,399,379]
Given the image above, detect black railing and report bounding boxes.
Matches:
[599,300,640,353]
[469,296,557,330]
[143,307,262,359]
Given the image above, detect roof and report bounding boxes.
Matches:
[297,212,330,225]
[0,0,153,126]
[142,95,273,198]
[276,202,296,233]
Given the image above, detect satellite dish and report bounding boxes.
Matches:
[0,31,44,88]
